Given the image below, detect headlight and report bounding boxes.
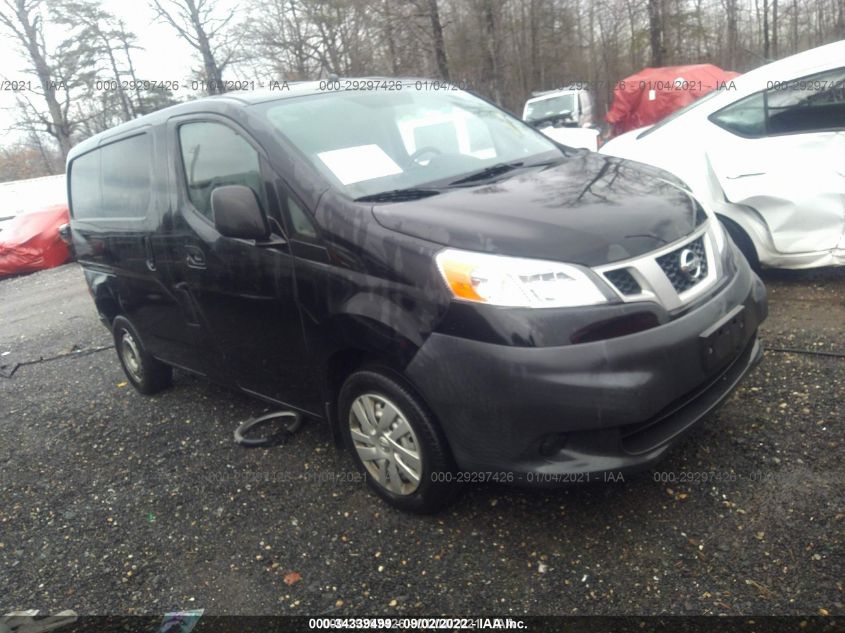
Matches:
[435,248,609,308]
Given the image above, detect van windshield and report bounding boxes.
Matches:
[523,93,577,123]
[260,88,560,199]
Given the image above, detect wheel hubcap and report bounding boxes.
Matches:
[120,331,143,383]
[349,393,422,495]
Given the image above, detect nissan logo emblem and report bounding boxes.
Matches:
[679,248,704,280]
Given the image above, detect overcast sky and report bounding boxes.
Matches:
[0,0,238,146]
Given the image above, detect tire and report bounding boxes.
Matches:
[339,368,458,513]
[719,216,761,274]
[112,316,173,395]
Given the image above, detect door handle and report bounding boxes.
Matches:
[185,245,206,269]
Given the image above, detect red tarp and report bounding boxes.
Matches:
[0,204,70,278]
[606,64,740,135]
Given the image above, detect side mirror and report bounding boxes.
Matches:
[211,185,269,240]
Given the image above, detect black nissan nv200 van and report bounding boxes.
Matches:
[67,80,767,512]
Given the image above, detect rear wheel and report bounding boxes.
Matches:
[339,369,458,513]
[112,316,172,395]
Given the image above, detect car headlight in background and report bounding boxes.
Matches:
[436,249,609,308]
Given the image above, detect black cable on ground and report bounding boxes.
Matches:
[765,346,845,359]
[0,345,112,378]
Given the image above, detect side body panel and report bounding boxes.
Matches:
[161,111,320,413]
[69,126,183,357]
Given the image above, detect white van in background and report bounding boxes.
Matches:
[522,87,601,151]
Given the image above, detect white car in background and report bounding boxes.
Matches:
[523,87,601,151]
[601,40,845,269]
[0,173,67,232]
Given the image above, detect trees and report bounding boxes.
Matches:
[55,0,140,120]
[427,0,450,80]
[0,0,81,159]
[0,0,184,173]
[647,0,665,66]
[0,140,61,180]
[150,0,238,93]
[2,0,843,181]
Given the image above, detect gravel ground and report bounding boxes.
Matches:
[0,263,843,616]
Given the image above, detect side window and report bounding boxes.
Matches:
[709,92,766,138]
[286,195,317,239]
[100,134,151,217]
[179,121,267,219]
[765,67,845,134]
[69,150,101,219]
[70,133,152,219]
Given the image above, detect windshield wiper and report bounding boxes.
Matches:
[448,161,524,186]
[354,188,441,203]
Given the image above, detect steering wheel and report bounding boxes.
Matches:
[409,146,443,164]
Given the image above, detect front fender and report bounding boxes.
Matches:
[322,292,427,369]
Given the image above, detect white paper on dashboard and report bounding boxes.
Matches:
[317,145,403,185]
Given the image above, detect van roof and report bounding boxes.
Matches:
[66,77,427,162]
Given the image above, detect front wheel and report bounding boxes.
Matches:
[112,316,172,395]
[339,369,458,513]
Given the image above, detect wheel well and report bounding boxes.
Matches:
[324,349,368,444]
[325,349,367,405]
[323,348,415,444]
[95,296,120,326]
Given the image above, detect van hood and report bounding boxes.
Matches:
[371,152,704,267]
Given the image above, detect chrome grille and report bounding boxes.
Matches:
[656,236,708,293]
[604,268,641,295]
[593,223,720,312]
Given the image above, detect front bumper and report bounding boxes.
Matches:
[405,259,767,483]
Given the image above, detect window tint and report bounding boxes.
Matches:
[709,92,766,137]
[179,122,266,219]
[100,134,151,217]
[69,150,101,219]
[766,67,845,134]
[70,133,151,219]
